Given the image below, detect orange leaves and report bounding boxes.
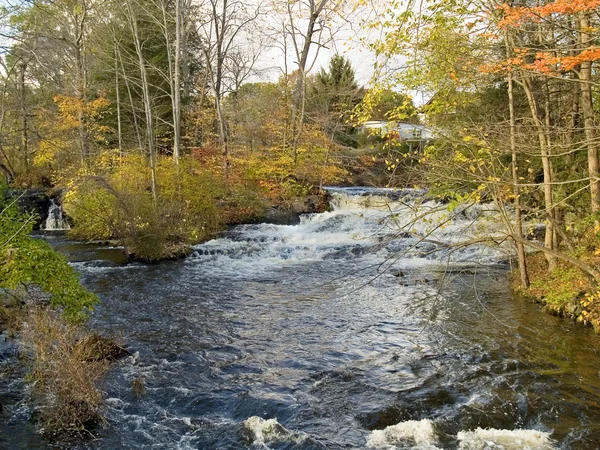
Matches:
[557,47,600,70]
[483,47,600,76]
[499,0,600,28]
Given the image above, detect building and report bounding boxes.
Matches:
[362,121,434,142]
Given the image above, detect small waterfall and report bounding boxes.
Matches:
[43,199,71,231]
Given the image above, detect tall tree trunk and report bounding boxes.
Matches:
[508,72,529,288]
[565,78,579,169]
[74,5,88,164]
[543,80,559,250]
[19,61,28,175]
[288,0,329,164]
[521,75,556,272]
[215,94,228,180]
[161,0,181,164]
[579,12,600,212]
[114,44,123,161]
[173,0,182,163]
[127,1,158,209]
[117,46,144,151]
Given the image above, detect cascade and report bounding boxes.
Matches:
[43,199,71,231]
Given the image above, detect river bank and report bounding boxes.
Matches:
[511,252,600,333]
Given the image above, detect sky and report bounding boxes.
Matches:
[0,0,381,88]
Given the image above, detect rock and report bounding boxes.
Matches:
[0,333,17,363]
[5,188,69,230]
[5,189,51,230]
[132,375,146,397]
[255,191,330,225]
[526,224,546,241]
[262,208,296,225]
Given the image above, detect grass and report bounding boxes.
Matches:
[20,308,123,437]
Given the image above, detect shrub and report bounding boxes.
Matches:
[20,308,109,437]
[63,154,232,261]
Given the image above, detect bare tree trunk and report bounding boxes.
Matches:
[215,94,229,180]
[160,0,181,164]
[19,61,29,175]
[521,75,556,272]
[508,72,529,288]
[117,46,144,151]
[126,1,158,208]
[288,0,330,164]
[114,44,123,161]
[173,0,182,163]
[565,78,579,169]
[0,61,16,183]
[74,4,89,164]
[543,80,559,250]
[579,12,600,213]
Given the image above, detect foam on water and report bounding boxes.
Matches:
[188,189,508,278]
[367,419,440,449]
[242,416,317,448]
[457,428,555,450]
[367,421,554,450]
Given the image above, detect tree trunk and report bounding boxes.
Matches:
[508,72,529,288]
[114,44,123,161]
[215,94,228,180]
[579,12,600,213]
[521,75,556,272]
[173,0,182,163]
[161,0,181,164]
[74,7,88,164]
[19,62,29,175]
[127,1,158,208]
[288,0,329,164]
[117,46,144,151]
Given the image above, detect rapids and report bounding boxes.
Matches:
[2,187,600,449]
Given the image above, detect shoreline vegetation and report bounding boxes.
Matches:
[512,252,600,333]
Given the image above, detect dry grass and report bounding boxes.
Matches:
[20,308,112,437]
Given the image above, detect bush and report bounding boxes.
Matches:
[64,154,233,261]
[20,308,109,437]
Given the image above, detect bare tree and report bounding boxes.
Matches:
[270,0,349,163]
[122,0,158,208]
[196,0,262,180]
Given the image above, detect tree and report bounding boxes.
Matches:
[270,0,353,163]
[355,0,600,286]
[196,0,262,180]
[308,54,362,147]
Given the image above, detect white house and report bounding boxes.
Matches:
[362,121,434,142]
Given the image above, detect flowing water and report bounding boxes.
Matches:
[3,187,600,449]
[43,198,71,231]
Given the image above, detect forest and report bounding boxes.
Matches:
[2,0,600,445]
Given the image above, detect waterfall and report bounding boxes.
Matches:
[43,199,71,231]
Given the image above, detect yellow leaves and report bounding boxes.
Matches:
[453,151,468,163]
[53,94,112,140]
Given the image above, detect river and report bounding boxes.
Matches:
[3,187,600,449]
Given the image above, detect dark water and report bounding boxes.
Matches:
[2,189,600,449]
